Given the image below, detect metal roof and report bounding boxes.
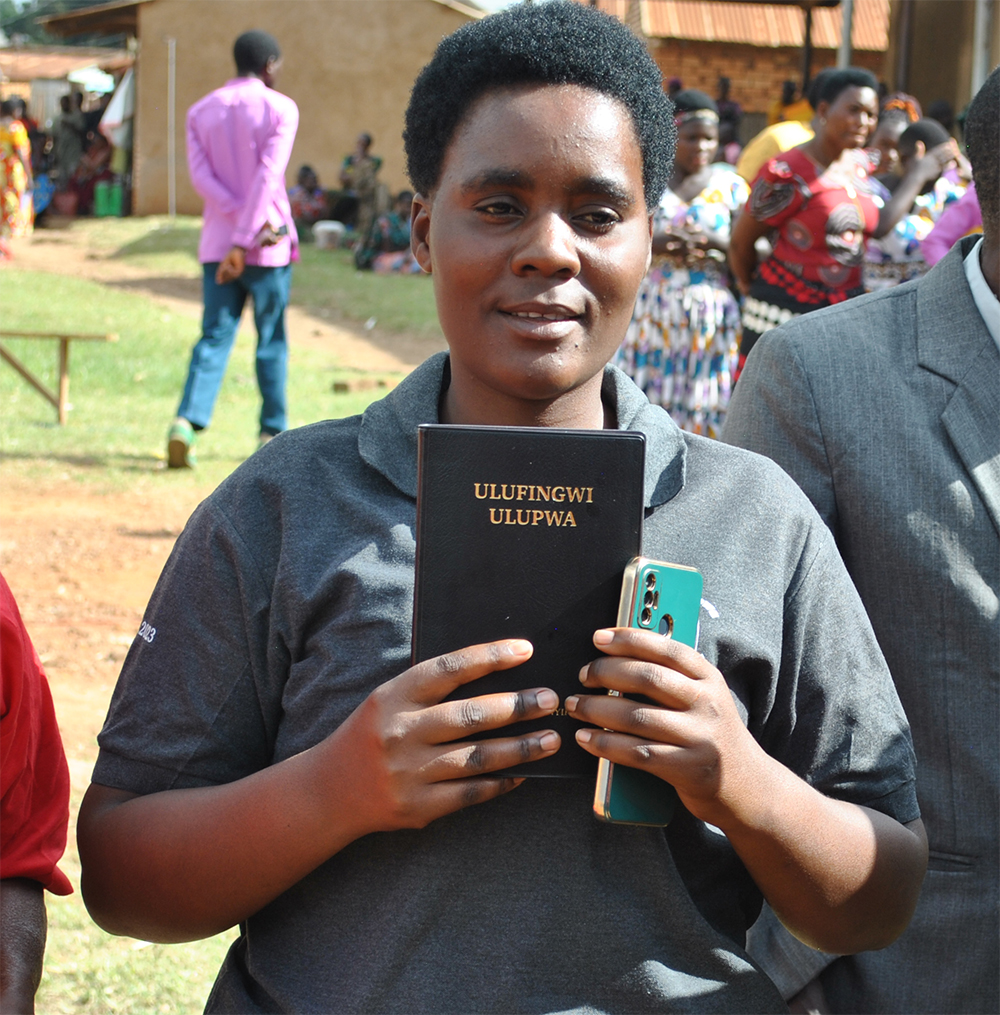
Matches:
[595,1,889,52]
[37,0,146,38]
[0,44,132,82]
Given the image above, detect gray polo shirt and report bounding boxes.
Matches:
[95,353,917,1014]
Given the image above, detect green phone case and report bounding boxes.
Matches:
[593,558,703,826]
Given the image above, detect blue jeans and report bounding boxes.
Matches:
[177,262,292,435]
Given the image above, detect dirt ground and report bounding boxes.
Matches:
[1,222,444,798]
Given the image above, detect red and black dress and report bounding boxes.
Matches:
[740,147,881,362]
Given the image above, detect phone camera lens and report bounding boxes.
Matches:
[645,572,657,589]
[640,607,652,625]
[643,590,654,607]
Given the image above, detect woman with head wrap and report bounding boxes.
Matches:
[616,89,748,438]
[869,93,921,181]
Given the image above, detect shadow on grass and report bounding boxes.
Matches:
[2,449,244,469]
[111,225,202,259]
[1,451,161,471]
[105,275,203,302]
[118,526,181,539]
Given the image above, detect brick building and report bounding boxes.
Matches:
[595,1,889,137]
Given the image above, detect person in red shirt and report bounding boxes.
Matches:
[1,572,72,1015]
[729,67,955,370]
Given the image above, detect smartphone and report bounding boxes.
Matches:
[593,557,703,826]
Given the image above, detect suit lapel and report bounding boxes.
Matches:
[941,343,1000,539]
[918,240,1000,539]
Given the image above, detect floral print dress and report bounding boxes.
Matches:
[1,119,33,239]
[864,174,967,290]
[616,163,748,439]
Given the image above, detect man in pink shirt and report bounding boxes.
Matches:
[168,30,299,468]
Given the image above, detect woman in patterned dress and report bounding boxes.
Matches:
[0,98,33,258]
[615,90,748,439]
[865,118,968,291]
[729,69,956,367]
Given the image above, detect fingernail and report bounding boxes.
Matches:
[565,695,579,712]
[593,629,614,646]
[536,689,558,711]
[539,731,559,752]
[578,664,589,683]
[506,639,532,656]
[576,729,593,743]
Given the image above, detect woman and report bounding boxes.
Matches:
[616,90,747,438]
[338,132,382,240]
[730,68,955,364]
[869,93,921,183]
[1,98,33,258]
[865,118,968,290]
[78,5,926,1013]
[288,164,327,236]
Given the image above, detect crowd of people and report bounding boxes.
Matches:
[616,66,976,438]
[0,88,124,259]
[2,5,996,1015]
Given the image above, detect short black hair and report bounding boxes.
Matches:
[806,67,838,110]
[673,90,717,116]
[813,67,878,108]
[233,30,280,75]
[898,118,951,157]
[404,0,674,208]
[1,96,25,118]
[965,66,999,237]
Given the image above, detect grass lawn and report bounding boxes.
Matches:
[0,269,383,493]
[1,217,441,493]
[36,783,239,1015]
[64,213,442,335]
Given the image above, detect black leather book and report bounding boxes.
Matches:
[412,424,645,777]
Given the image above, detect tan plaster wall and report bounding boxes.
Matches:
[886,0,999,124]
[133,0,472,216]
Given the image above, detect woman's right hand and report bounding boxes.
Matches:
[332,638,561,836]
[78,638,560,942]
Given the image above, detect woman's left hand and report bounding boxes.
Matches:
[566,626,765,828]
[568,626,928,957]
[913,139,958,184]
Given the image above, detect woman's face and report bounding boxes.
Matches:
[870,118,906,175]
[674,118,719,176]
[412,83,652,426]
[819,85,879,152]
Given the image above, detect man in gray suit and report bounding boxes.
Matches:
[723,67,999,1014]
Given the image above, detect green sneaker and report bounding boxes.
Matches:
[167,419,197,469]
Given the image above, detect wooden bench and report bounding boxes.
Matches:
[0,330,119,424]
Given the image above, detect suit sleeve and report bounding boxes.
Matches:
[231,100,299,250]
[721,328,839,535]
[722,333,859,997]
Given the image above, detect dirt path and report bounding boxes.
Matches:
[1,483,206,784]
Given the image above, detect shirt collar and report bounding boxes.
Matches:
[358,352,686,509]
[963,237,1000,354]
[225,76,266,90]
